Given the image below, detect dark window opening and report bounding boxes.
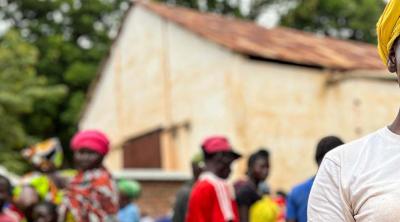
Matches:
[123,128,163,169]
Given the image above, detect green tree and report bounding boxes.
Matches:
[280,0,386,43]
[0,30,67,174]
[0,0,129,167]
[156,0,276,20]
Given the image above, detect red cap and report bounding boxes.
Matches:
[201,136,241,158]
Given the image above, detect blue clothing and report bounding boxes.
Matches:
[157,217,172,222]
[286,177,315,222]
[118,204,140,222]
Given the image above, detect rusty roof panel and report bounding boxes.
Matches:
[139,1,385,71]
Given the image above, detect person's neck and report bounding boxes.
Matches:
[207,169,219,177]
[204,168,225,180]
[389,109,400,135]
[248,175,259,188]
[80,165,103,173]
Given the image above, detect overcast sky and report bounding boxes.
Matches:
[257,5,282,28]
[0,21,10,35]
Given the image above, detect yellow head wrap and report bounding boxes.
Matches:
[377,0,400,66]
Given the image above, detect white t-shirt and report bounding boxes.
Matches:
[308,127,400,222]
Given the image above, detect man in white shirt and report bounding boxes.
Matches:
[308,1,400,221]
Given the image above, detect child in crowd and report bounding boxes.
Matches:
[118,179,141,222]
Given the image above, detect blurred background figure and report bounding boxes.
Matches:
[235,149,279,222]
[186,136,241,222]
[286,136,344,222]
[118,179,142,222]
[0,175,19,222]
[249,192,279,222]
[31,201,58,222]
[14,138,67,221]
[172,152,204,222]
[13,185,39,221]
[59,130,119,222]
[156,215,172,222]
[274,190,287,222]
[21,138,63,174]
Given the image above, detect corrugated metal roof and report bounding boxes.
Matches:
[139,1,385,71]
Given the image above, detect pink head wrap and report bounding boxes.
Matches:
[70,130,110,155]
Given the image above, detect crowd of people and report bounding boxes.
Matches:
[0,129,345,222]
[171,135,344,222]
[0,129,142,222]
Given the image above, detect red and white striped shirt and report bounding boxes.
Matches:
[186,172,239,222]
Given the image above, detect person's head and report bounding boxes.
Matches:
[201,136,241,179]
[377,0,400,79]
[247,149,270,183]
[388,38,400,76]
[73,148,104,171]
[22,138,63,173]
[32,202,58,222]
[315,136,344,166]
[191,152,205,181]
[0,175,11,210]
[276,190,287,199]
[70,130,109,171]
[117,179,141,209]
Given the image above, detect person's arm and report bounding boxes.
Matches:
[238,205,249,222]
[308,158,354,222]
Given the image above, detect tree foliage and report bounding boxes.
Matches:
[157,0,276,20]
[0,0,129,169]
[0,30,67,174]
[280,0,386,43]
